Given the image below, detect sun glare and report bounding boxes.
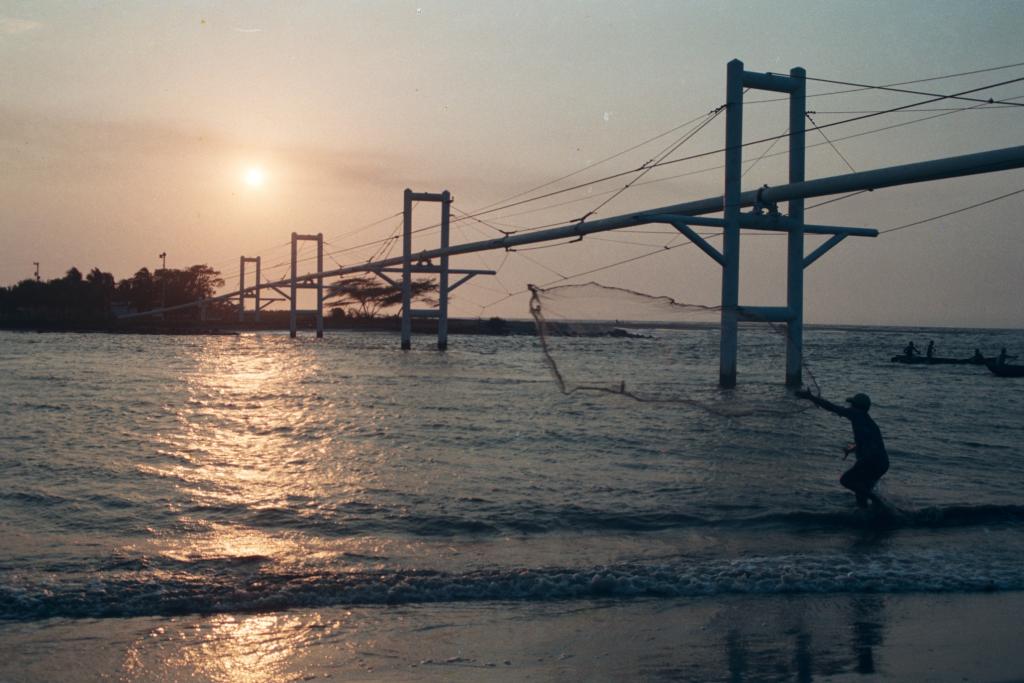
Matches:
[244,166,266,188]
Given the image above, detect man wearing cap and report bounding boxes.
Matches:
[795,389,890,508]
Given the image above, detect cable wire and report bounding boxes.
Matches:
[806,112,857,173]
[797,74,1024,108]
[575,107,724,223]
[749,60,1024,105]
[453,74,1024,229]
[880,186,1024,235]
[467,107,728,216]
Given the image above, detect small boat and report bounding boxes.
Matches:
[987,362,1024,378]
[890,355,978,365]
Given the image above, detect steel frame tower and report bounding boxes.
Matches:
[289,232,324,338]
[238,256,261,322]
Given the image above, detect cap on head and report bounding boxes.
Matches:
[846,393,871,411]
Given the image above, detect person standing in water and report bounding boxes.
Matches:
[796,390,890,508]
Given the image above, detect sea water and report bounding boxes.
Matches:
[1,327,1022,676]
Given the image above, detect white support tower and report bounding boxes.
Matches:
[238,256,261,322]
[289,232,324,338]
[398,189,495,350]
[719,59,808,387]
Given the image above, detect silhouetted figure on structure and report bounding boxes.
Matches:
[796,390,889,509]
[902,341,919,358]
[926,341,934,359]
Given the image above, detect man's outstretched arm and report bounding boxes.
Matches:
[795,389,851,417]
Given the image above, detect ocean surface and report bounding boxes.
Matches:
[1,325,1023,674]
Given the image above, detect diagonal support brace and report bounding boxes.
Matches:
[372,269,400,288]
[803,234,848,269]
[644,214,725,265]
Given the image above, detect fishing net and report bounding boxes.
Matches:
[528,282,819,416]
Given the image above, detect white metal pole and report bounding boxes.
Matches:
[290,232,298,338]
[254,256,261,323]
[316,233,324,338]
[438,190,451,350]
[400,189,413,350]
[239,256,246,322]
[786,67,806,387]
[719,59,744,388]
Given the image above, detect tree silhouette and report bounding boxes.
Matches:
[0,266,118,321]
[326,274,438,319]
[115,268,158,312]
[115,265,224,317]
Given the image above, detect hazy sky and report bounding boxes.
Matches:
[2,1,1023,327]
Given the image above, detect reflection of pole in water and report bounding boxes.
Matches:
[725,629,747,682]
[794,631,813,683]
[851,595,886,674]
[723,617,813,681]
[718,596,887,679]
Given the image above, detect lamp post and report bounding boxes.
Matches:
[158,252,167,319]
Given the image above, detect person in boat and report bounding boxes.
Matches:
[796,390,890,509]
[972,348,985,363]
[902,341,919,358]
[997,347,1017,366]
[926,341,935,359]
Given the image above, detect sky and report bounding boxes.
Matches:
[1,0,1023,327]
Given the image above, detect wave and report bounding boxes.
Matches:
[2,549,1021,621]
[179,501,1024,536]
[7,490,1023,538]
[735,503,1024,532]
[498,503,1024,533]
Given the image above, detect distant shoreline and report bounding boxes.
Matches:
[0,316,537,337]
[1,318,1021,336]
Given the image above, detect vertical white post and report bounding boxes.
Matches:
[719,59,744,388]
[254,256,261,323]
[290,232,298,338]
[786,67,806,386]
[316,233,324,338]
[438,190,451,350]
[400,189,413,350]
[238,256,246,322]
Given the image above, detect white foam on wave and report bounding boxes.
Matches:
[2,548,1021,620]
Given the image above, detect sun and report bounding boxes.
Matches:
[243,165,266,188]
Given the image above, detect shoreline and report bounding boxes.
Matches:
[0,316,537,336]
[2,591,1022,681]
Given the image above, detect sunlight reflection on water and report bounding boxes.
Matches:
[123,612,347,683]
[149,336,340,568]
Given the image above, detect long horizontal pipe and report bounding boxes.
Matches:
[650,214,878,237]
[312,143,1024,275]
[120,144,1024,319]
